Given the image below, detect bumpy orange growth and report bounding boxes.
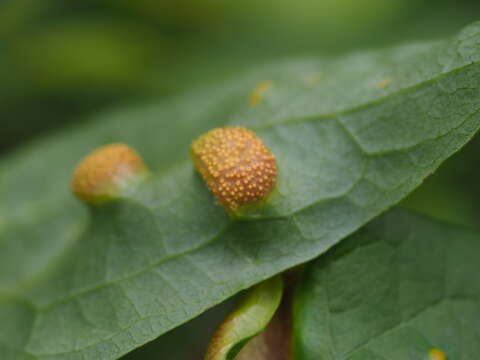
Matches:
[191,127,277,214]
[429,349,446,360]
[71,143,147,205]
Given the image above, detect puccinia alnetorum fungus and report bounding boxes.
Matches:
[191,126,277,215]
[71,143,148,205]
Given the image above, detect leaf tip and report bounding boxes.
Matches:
[191,127,277,216]
[71,143,148,205]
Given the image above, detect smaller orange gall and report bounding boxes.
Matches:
[191,127,277,214]
[71,143,147,205]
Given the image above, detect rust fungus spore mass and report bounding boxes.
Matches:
[191,127,277,214]
[71,143,147,205]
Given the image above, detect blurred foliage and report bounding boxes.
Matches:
[401,137,480,231]
[12,20,163,93]
[1,1,480,358]
[2,0,480,153]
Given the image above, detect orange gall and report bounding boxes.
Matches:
[71,143,147,205]
[191,127,277,215]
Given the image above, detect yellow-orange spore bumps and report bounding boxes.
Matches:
[191,127,277,214]
[71,143,147,205]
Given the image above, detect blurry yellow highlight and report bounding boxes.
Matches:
[429,348,447,360]
[249,80,272,106]
[377,78,391,88]
[304,73,321,86]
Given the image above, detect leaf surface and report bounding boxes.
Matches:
[2,22,480,360]
[293,209,480,360]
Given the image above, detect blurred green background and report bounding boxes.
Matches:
[2,0,480,154]
[1,0,480,358]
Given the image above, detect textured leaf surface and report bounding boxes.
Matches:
[293,209,480,359]
[1,22,480,360]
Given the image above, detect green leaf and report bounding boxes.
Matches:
[122,296,239,360]
[2,21,480,360]
[205,277,283,360]
[293,209,480,359]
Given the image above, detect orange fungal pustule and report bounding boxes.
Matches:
[71,143,148,205]
[191,126,277,215]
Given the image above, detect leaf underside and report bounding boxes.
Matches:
[1,22,480,360]
[294,208,480,360]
